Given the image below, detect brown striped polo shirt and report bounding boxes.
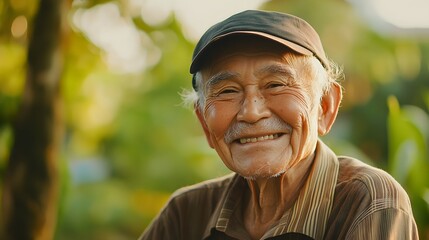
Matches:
[140,140,419,240]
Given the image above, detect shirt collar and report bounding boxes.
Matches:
[204,140,339,239]
[271,140,339,239]
[203,173,245,239]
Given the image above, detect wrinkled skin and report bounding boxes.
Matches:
[196,39,340,179]
[194,37,342,239]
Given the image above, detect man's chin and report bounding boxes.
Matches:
[240,170,286,181]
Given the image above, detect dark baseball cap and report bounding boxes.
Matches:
[190,10,329,90]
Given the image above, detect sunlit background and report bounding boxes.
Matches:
[0,0,429,239]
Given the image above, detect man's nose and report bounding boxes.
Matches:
[236,91,271,123]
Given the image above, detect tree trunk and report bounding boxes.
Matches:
[1,0,66,239]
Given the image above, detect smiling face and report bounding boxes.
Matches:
[195,36,341,179]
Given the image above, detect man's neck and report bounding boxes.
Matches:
[243,153,315,239]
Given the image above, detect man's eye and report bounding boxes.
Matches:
[267,82,285,88]
[218,88,238,95]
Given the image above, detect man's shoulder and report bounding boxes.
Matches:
[140,175,237,239]
[170,173,237,201]
[336,156,411,209]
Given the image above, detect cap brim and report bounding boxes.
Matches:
[190,31,314,74]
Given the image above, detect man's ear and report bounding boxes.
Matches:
[195,103,215,148]
[318,82,342,136]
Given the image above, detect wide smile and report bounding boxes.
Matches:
[237,133,283,144]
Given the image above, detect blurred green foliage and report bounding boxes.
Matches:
[387,96,429,236]
[0,0,428,239]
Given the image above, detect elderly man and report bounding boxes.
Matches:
[140,10,418,240]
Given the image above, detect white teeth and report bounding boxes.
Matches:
[239,134,279,144]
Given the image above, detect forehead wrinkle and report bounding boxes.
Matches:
[255,63,297,80]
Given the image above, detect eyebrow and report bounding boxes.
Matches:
[255,63,296,79]
[204,71,239,91]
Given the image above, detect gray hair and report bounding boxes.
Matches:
[181,55,343,111]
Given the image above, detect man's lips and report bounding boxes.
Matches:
[237,133,282,144]
[224,116,292,144]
